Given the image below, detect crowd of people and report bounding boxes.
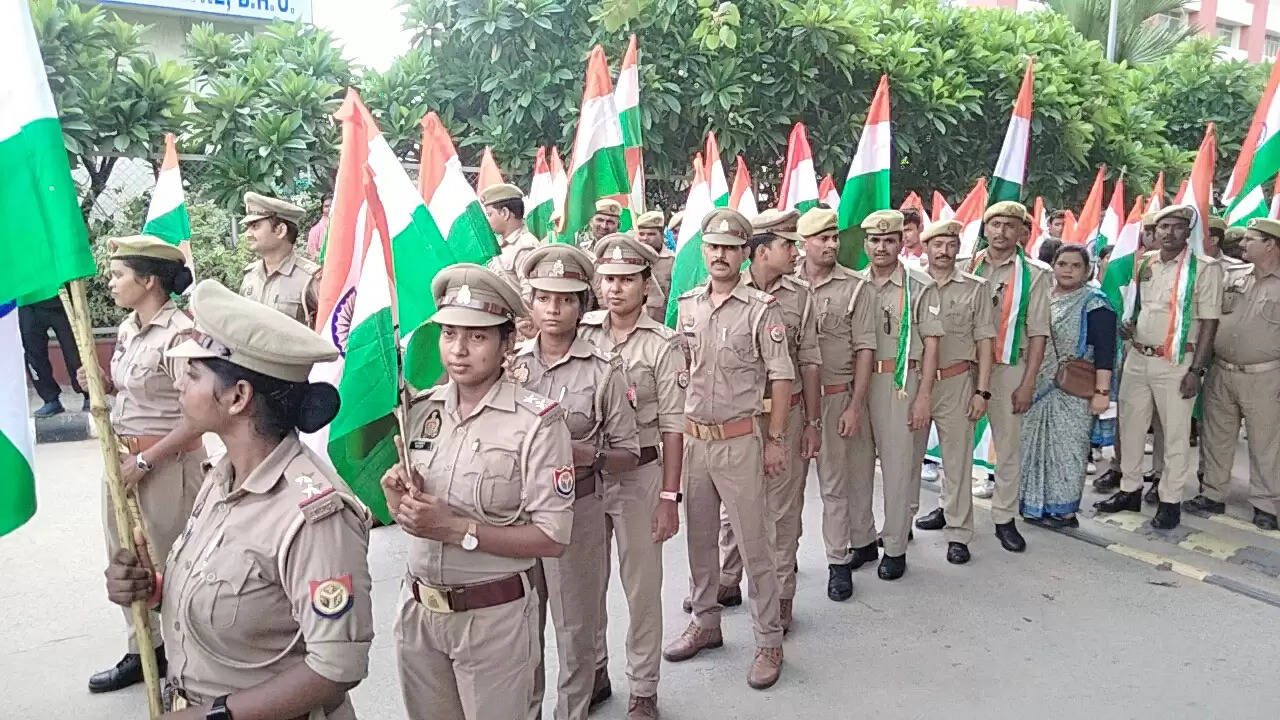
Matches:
[82,183,1279,720]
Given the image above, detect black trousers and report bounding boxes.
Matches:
[19,298,85,403]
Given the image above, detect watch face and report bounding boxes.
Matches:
[461,533,479,551]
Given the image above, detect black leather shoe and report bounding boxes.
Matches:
[1254,507,1279,531]
[88,647,165,694]
[717,584,742,608]
[1041,514,1079,529]
[994,521,1026,552]
[1094,489,1142,513]
[877,554,906,580]
[827,562,854,601]
[946,542,970,565]
[1151,501,1181,529]
[849,542,879,569]
[914,508,945,531]
[1183,495,1225,515]
[589,665,611,708]
[1143,479,1161,505]
[1092,469,1122,492]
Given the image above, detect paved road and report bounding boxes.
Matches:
[4,437,1279,719]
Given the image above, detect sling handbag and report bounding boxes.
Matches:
[1051,298,1096,399]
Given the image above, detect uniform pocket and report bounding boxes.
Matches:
[199,553,254,630]
[1261,298,1280,325]
[943,309,972,335]
[480,450,523,510]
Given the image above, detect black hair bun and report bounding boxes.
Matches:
[295,382,340,433]
[171,265,194,295]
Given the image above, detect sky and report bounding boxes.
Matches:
[312,0,413,71]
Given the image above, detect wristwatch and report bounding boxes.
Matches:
[207,695,233,720]
[1190,366,1208,378]
[1095,387,1111,396]
[804,417,822,429]
[975,390,992,400]
[460,521,479,551]
[768,432,786,444]
[135,453,154,473]
[659,490,683,503]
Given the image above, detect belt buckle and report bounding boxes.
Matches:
[418,583,453,614]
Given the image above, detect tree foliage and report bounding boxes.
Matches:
[1044,0,1197,65]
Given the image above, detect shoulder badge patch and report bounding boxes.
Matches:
[309,574,354,618]
[626,386,638,409]
[676,369,689,389]
[299,486,340,523]
[768,324,786,343]
[553,465,576,498]
[681,316,696,331]
[512,362,530,384]
[423,409,442,439]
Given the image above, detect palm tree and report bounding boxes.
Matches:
[1044,0,1199,64]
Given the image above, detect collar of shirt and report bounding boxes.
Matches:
[214,433,302,498]
[122,300,181,335]
[798,263,855,290]
[499,227,526,248]
[931,266,967,288]
[442,376,516,421]
[517,334,596,370]
[696,280,754,307]
[1252,263,1280,279]
[742,269,784,294]
[588,309,662,337]
[1149,248,1190,267]
[870,262,906,288]
[262,251,299,278]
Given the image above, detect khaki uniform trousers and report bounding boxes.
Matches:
[1119,352,1195,502]
[986,363,1027,524]
[531,487,606,720]
[593,461,663,698]
[102,447,206,652]
[1201,365,1280,512]
[867,373,923,557]
[718,403,805,598]
[395,574,540,720]
[815,390,872,563]
[923,372,976,543]
[684,431,783,648]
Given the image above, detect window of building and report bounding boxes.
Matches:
[1154,11,1187,31]
[1267,35,1280,59]
[1216,24,1238,48]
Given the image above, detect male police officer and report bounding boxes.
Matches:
[239,192,320,326]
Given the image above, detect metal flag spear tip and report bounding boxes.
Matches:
[58,281,164,719]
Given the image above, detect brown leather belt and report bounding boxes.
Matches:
[872,359,919,374]
[936,361,973,381]
[567,471,598,499]
[1214,358,1280,374]
[1129,340,1194,358]
[685,416,757,441]
[411,572,526,614]
[638,445,659,466]
[822,383,850,396]
[118,434,204,456]
[761,392,803,413]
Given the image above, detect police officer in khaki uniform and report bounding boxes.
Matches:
[88,236,207,694]
[106,279,373,719]
[662,208,791,690]
[579,199,623,254]
[966,201,1050,552]
[239,192,321,326]
[858,210,943,580]
[515,244,640,720]
[1221,225,1247,261]
[1190,217,1280,530]
[482,183,542,294]
[1205,216,1243,265]
[386,264,574,720]
[580,234,686,720]
[911,220,995,565]
[634,210,675,299]
[794,207,878,596]
[1096,204,1224,529]
[715,211,821,631]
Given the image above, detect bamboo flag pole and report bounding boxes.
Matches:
[59,281,163,719]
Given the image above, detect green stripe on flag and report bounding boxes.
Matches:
[987,176,1021,206]
[527,200,555,241]
[665,231,705,327]
[142,205,191,246]
[620,106,642,149]
[561,146,629,242]
[0,432,36,537]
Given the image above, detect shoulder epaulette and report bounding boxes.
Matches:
[1026,256,1052,273]
[514,338,535,356]
[516,391,561,418]
[906,267,934,286]
[408,385,443,406]
[961,271,988,285]
[678,282,707,300]
[298,485,343,524]
[242,260,258,274]
[296,254,321,274]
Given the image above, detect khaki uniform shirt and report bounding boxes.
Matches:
[930,268,996,365]
[488,226,540,295]
[512,336,641,464]
[109,300,193,436]
[162,434,372,713]
[1133,250,1223,349]
[580,310,687,448]
[404,379,574,586]
[646,281,669,323]
[799,264,876,385]
[970,250,1051,362]
[744,271,821,381]
[240,251,321,327]
[653,249,675,297]
[868,264,945,362]
[1215,264,1280,365]
[676,281,795,424]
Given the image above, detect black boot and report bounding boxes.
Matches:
[589,665,611,708]
[877,554,906,581]
[1151,501,1181,530]
[827,562,854,601]
[88,646,166,694]
[849,542,879,569]
[1253,507,1279,531]
[914,508,945,531]
[1183,495,1225,515]
[1094,489,1142,513]
[946,542,970,565]
[994,520,1026,553]
[1092,469,1122,492]
[1143,475,1161,504]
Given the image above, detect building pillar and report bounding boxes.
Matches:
[1241,0,1270,61]
[1190,0,1221,36]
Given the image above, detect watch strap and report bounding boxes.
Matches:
[207,695,233,720]
[659,490,683,503]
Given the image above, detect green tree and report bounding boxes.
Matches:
[1043,0,1197,64]
[30,0,189,218]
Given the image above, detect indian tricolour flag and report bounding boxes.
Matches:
[309,92,499,522]
[550,145,568,233]
[900,191,928,224]
[143,133,194,276]
[819,175,841,209]
[777,122,819,213]
[1148,172,1166,214]
[1,1,97,534]
[560,45,630,241]
[664,154,714,327]
[926,415,996,473]
[1223,61,1280,227]
[836,74,891,270]
[526,146,556,240]
[1069,167,1106,249]
[932,191,955,222]
[988,58,1034,207]
[730,155,758,219]
[1271,176,1280,218]
[955,177,988,258]
[1100,194,1145,317]
[474,146,504,193]
[1095,175,1126,257]
[616,34,644,229]
[705,131,730,207]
